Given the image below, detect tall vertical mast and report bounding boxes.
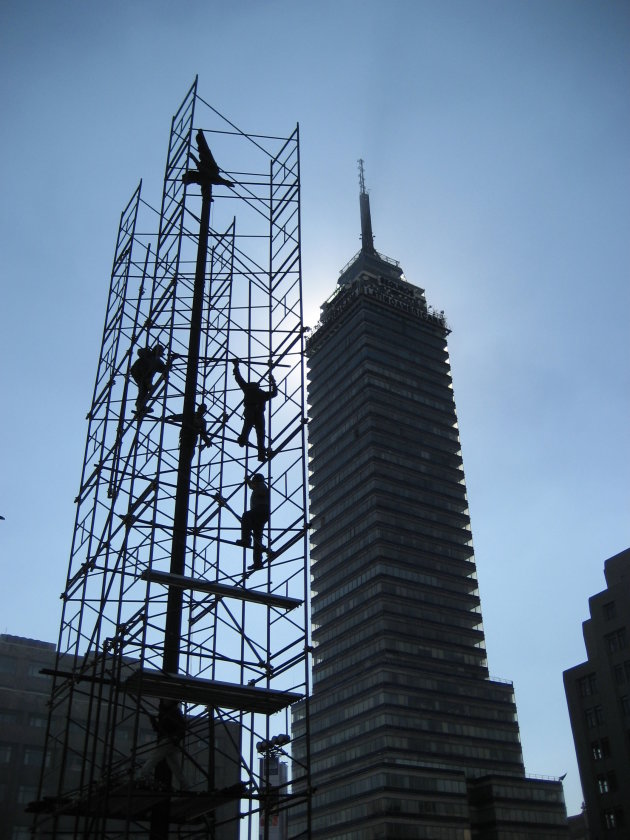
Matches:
[358,158,375,255]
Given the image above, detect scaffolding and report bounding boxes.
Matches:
[31,79,311,840]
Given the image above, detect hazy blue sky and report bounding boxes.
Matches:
[1,0,628,816]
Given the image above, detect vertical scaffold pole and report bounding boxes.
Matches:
[150,173,213,839]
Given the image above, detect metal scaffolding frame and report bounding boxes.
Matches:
[32,79,311,840]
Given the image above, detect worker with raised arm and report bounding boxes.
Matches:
[233,361,277,461]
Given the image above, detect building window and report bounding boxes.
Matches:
[586,706,605,728]
[602,808,624,829]
[621,695,630,716]
[606,628,627,653]
[578,673,598,696]
[0,656,17,674]
[0,743,13,763]
[614,664,625,684]
[28,713,48,728]
[23,747,44,766]
[0,711,19,724]
[591,737,611,759]
[17,785,37,804]
[597,774,609,794]
[27,663,48,678]
[603,601,616,620]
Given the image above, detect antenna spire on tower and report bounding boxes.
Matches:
[357,158,375,254]
[358,158,366,195]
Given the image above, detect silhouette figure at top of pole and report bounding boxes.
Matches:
[182,131,234,189]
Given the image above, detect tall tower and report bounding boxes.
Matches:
[299,167,568,838]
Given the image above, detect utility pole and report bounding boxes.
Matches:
[150,131,233,840]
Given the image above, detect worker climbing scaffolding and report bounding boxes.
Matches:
[233,360,277,461]
[236,473,270,572]
[130,344,166,413]
[165,401,212,460]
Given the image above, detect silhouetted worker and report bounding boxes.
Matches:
[130,344,166,413]
[236,474,270,571]
[182,131,234,188]
[140,702,187,789]
[233,361,277,461]
[167,403,212,460]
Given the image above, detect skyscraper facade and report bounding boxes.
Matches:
[564,547,630,838]
[295,175,568,839]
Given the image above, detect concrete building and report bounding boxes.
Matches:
[0,635,57,840]
[564,547,630,839]
[293,174,568,838]
[0,635,240,840]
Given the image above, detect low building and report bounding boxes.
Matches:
[564,547,630,838]
[0,635,240,840]
[0,635,57,840]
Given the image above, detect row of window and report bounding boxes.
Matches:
[584,696,630,728]
[314,771,467,810]
[606,627,627,653]
[313,795,469,834]
[603,601,616,620]
[578,673,598,697]
[0,711,48,727]
[585,705,605,728]
[1,728,157,766]
[596,770,618,794]
[602,807,624,829]
[591,737,611,760]
[614,659,630,685]
[0,656,50,676]
[0,744,51,767]
[490,783,563,804]
[315,633,486,680]
[0,783,37,803]
[492,806,566,825]
[314,558,476,616]
[310,661,514,715]
[311,733,522,777]
[312,710,519,754]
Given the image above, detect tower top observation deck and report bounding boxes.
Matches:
[338,159,405,287]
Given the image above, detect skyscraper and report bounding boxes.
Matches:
[564,547,630,838]
[296,169,568,838]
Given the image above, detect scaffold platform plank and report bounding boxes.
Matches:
[141,569,302,610]
[125,668,302,714]
[27,781,246,823]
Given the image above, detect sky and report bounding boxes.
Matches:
[1,0,629,817]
